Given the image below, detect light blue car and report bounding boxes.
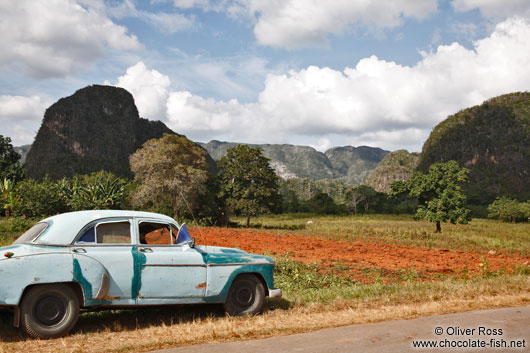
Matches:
[0,210,281,338]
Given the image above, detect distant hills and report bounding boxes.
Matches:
[13,86,529,202]
[13,145,30,164]
[18,85,388,184]
[363,150,420,192]
[418,92,530,204]
[199,141,389,185]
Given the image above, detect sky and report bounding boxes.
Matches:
[1,0,529,152]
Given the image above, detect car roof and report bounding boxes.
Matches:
[35,210,178,245]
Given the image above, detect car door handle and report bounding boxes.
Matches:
[139,247,153,253]
[72,248,87,253]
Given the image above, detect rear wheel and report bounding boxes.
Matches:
[224,274,265,316]
[20,284,79,339]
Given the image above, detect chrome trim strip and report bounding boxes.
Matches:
[142,264,207,268]
[208,262,275,267]
[142,262,274,267]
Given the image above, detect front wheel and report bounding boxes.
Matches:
[224,274,265,316]
[20,284,80,339]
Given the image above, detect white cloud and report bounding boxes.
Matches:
[0,0,142,79]
[227,0,438,49]
[450,22,479,41]
[110,62,171,121]
[113,17,530,152]
[172,0,210,9]
[0,95,51,145]
[452,0,530,19]
[309,137,333,153]
[108,0,196,33]
[0,95,47,121]
[0,124,38,146]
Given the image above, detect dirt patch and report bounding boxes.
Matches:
[192,227,529,283]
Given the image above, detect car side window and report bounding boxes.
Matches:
[78,226,95,243]
[139,222,172,245]
[95,221,131,244]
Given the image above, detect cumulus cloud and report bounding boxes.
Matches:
[227,0,438,49]
[452,0,530,19]
[0,96,47,121]
[110,62,171,121]
[114,17,530,152]
[0,95,50,145]
[0,0,142,79]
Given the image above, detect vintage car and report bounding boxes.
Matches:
[0,210,281,338]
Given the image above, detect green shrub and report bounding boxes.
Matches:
[0,217,34,233]
[15,177,67,218]
[274,257,355,294]
[59,171,129,211]
[488,197,529,223]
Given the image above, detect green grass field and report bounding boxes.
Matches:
[233,213,530,255]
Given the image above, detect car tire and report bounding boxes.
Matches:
[224,274,265,316]
[20,284,80,339]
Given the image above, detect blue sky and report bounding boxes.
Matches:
[1,0,529,152]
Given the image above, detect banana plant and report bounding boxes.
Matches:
[1,178,20,220]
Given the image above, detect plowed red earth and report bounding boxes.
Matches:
[191,227,529,283]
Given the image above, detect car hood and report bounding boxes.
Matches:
[197,245,275,265]
[0,243,68,260]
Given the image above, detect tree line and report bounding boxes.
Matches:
[1,134,528,231]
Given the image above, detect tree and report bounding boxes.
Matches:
[344,187,366,214]
[488,197,529,223]
[129,134,209,220]
[299,192,343,214]
[218,145,281,227]
[391,160,470,232]
[345,185,378,214]
[0,135,24,183]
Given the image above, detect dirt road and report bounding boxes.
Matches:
[152,306,529,353]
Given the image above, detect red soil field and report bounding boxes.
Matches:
[191,227,529,283]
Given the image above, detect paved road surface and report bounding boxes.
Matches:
[153,306,529,353]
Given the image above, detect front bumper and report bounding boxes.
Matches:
[268,288,282,298]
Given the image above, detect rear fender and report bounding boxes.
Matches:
[0,253,109,307]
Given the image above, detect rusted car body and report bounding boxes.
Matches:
[0,210,281,338]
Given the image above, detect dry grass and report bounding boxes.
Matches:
[1,275,528,353]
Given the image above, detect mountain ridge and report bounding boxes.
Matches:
[199,140,389,185]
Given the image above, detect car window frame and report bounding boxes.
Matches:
[135,219,183,247]
[72,217,134,246]
[11,221,52,245]
[138,220,173,246]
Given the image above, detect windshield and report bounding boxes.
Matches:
[13,222,49,244]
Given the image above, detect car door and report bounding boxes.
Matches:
[135,219,207,301]
[71,218,137,304]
